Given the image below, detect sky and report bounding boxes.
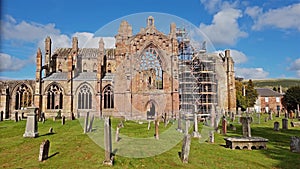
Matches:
[1,0,300,80]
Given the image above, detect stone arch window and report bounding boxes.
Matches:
[15,84,32,110]
[103,85,114,109]
[83,63,87,72]
[139,46,163,89]
[46,84,63,109]
[78,85,92,109]
[93,63,97,72]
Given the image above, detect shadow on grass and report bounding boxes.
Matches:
[48,152,59,159]
[39,132,56,137]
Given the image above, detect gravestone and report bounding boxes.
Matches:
[41,112,45,123]
[23,108,39,138]
[177,112,182,132]
[269,111,273,120]
[240,117,252,137]
[84,112,90,133]
[209,131,214,143]
[70,112,75,120]
[155,120,159,140]
[88,114,94,132]
[103,117,113,166]
[147,120,151,130]
[222,117,227,135]
[192,113,200,138]
[49,127,53,134]
[290,136,300,153]
[282,118,288,130]
[115,122,123,142]
[184,119,190,136]
[181,134,191,163]
[229,124,236,131]
[274,122,280,131]
[61,115,65,125]
[0,111,3,121]
[39,140,50,161]
[231,113,235,122]
[15,112,18,122]
[265,117,268,122]
[257,113,261,124]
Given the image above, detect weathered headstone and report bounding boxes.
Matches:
[39,140,50,161]
[147,120,151,130]
[184,119,190,136]
[231,113,235,122]
[257,113,261,124]
[240,117,252,137]
[177,112,182,132]
[70,112,75,120]
[222,117,227,135]
[269,111,273,120]
[209,130,214,143]
[264,117,268,122]
[229,124,236,131]
[181,134,191,163]
[61,115,65,125]
[115,122,124,142]
[84,112,90,133]
[23,108,39,138]
[15,112,18,122]
[155,120,159,140]
[290,136,300,153]
[103,117,113,166]
[274,121,280,131]
[192,113,200,138]
[88,114,94,132]
[0,111,3,121]
[282,118,288,130]
[41,112,45,123]
[49,127,53,134]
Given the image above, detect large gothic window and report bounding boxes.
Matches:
[103,85,114,109]
[15,84,32,110]
[46,84,63,109]
[78,85,92,109]
[139,46,163,89]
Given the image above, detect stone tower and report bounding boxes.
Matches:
[45,36,51,76]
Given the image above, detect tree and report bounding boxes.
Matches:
[245,79,258,108]
[235,81,247,111]
[283,86,300,111]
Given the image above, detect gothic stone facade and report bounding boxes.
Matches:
[0,16,236,120]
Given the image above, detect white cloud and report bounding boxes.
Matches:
[288,58,300,77]
[1,15,61,42]
[250,3,300,31]
[245,6,263,19]
[0,53,31,72]
[235,67,269,79]
[200,0,239,14]
[215,49,248,64]
[199,8,248,46]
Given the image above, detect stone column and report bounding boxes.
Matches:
[282,118,288,130]
[23,108,39,138]
[0,111,3,121]
[103,117,113,165]
[155,120,159,140]
[177,111,182,132]
[84,112,90,133]
[61,115,65,125]
[192,113,200,138]
[240,117,252,137]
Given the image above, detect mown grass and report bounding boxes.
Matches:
[0,114,300,169]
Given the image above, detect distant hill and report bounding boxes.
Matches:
[243,79,300,92]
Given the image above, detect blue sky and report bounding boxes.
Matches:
[1,0,300,80]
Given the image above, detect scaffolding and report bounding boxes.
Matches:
[177,28,217,116]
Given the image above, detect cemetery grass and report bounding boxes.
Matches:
[0,114,300,169]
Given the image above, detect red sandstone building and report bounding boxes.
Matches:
[255,88,284,113]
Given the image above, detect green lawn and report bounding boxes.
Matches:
[0,114,300,169]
